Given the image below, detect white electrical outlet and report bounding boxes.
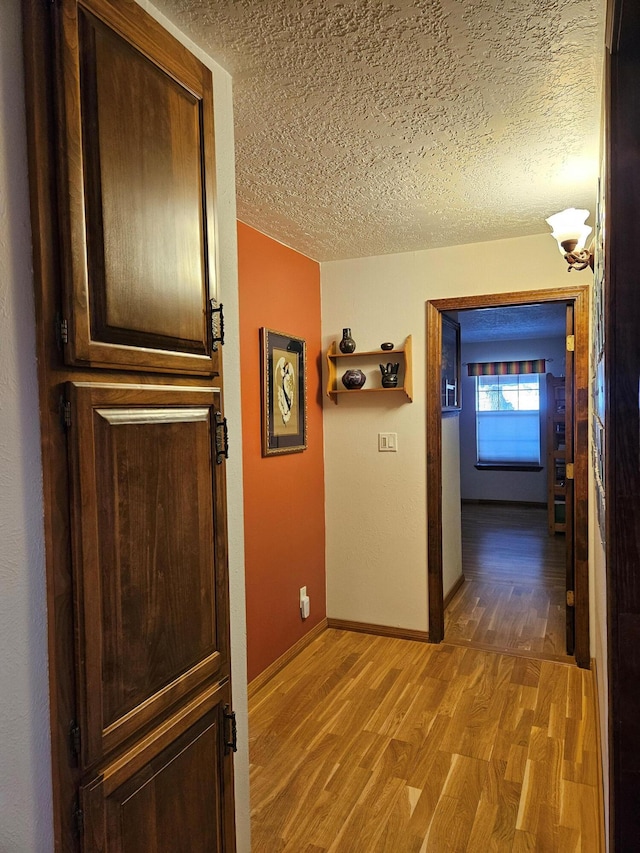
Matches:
[378,432,398,452]
[300,586,310,619]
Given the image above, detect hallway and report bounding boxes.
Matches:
[249,629,601,852]
[445,503,570,663]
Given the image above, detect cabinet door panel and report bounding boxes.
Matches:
[82,692,235,852]
[57,0,219,374]
[67,383,229,767]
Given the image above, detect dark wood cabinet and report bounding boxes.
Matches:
[81,690,234,852]
[23,0,236,849]
[55,0,221,375]
[66,383,230,768]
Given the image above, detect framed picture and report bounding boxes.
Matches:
[261,328,307,456]
[441,315,461,411]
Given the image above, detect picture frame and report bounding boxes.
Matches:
[441,315,461,411]
[261,327,307,456]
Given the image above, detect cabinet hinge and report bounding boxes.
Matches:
[73,799,84,837]
[566,590,575,608]
[215,412,229,464]
[69,720,81,758]
[210,299,225,351]
[56,315,69,347]
[566,334,575,352]
[566,462,574,480]
[224,704,238,753]
[60,397,72,429]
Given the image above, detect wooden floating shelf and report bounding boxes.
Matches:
[326,335,413,404]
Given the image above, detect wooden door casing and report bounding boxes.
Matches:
[426,287,591,668]
[55,0,220,375]
[66,383,230,769]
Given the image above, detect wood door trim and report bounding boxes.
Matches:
[426,285,591,667]
[605,4,640,845]
[426,301,444,641]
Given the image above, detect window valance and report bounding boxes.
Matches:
[467,359,546,377]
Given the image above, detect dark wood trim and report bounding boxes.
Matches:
[426,287,591,668]
[426,301,444,642]
[591,657,608,853]
[572,287,590,668]
[327,619,430,644]
[605,2,640,844]
[23,2,79,846]
[427,287,590,313]
[247,619,328,699]
[443,573,465,610]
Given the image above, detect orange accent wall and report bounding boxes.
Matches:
[237,222,326,682]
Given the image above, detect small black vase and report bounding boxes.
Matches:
[380,362,400,388]
[339,328,356,354]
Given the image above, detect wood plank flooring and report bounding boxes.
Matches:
[249,629,601,852]
[445,504,570,662]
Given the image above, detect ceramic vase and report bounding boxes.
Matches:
[341,369,366,389]
[339,328,356,353]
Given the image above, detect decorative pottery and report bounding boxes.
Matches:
[339,328,356,353]
[380,362,400,388]
[380,342,394,351]
[341,368,366,389]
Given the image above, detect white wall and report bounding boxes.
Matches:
[321,233,581,632]
[0,5,51,849]
[0,2,250,849]
[459,336,567,503]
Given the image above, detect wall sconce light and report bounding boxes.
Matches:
[546,208,594,272]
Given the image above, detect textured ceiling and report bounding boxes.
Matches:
[457,303,567,342]
[155,0,605,261]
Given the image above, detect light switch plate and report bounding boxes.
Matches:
[378,432,398,452]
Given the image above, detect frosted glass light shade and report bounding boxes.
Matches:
[545,208,592,255]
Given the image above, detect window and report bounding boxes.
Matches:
[475,374,541,465]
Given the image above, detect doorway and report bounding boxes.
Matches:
[426,286,590,668]
[446,303,569,660]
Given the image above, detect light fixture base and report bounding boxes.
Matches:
[563,245,594,272]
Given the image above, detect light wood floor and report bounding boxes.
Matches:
[249,629,601,852]
[445,504,570,662]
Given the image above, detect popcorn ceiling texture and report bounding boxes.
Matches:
[458,302,567,342]
[154,0,604,261]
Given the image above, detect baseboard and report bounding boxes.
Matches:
[461,499,547,508]
[444,573,465,609]
[591,656,607,852]
[248,617,328,699]
[327,618,429,643]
